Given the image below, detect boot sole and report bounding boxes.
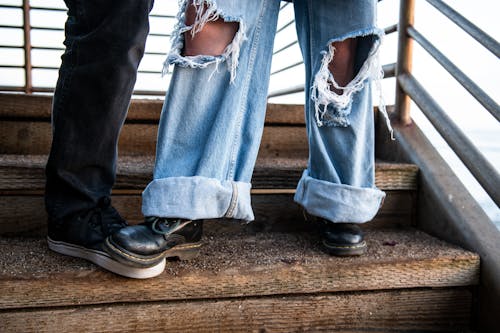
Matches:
[47,237,166,279]
[321,239,367,256]
[104,237,203,268]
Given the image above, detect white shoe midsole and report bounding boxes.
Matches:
[47,237,165,279]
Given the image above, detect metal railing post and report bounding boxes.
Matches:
[395,0,415,125]
[22,0,32,94]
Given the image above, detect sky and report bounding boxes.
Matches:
[0,0,498,225]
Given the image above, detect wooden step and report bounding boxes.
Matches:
[0,94,308,157]
[0,155,418,191]
[0,154,418,235]
[0,228,479,332]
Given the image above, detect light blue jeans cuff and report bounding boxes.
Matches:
[142,176,254,221]
[294,170,385,224]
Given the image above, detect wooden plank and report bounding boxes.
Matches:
[0,229,479,309]
[0,93,305,125]
[0,155,418,191]
[0,289,473,332]
[265,103,305,125]
[0,121,308,157]
[0,191,415,236]
[0,93,53,119]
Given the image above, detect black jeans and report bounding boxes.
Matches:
[45,0,154,220]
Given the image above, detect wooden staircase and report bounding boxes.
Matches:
[0,94,480,332]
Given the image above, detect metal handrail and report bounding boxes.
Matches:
[0,1,173,95]
[407,26,500,122]
[398,73,500,205]
[395,0,500,207]
[425,0,500,58]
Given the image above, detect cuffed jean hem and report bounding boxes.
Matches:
[294,170,385,224]
[142,176,254,221]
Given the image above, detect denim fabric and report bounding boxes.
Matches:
[143,0,386,223]
[45,0,154,220]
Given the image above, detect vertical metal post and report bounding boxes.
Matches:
[22,0,32,94]
[395,0,415,125]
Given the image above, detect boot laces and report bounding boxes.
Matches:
[146,216,191,236]
[84,197,127,234]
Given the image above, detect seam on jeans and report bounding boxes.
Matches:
[224,181,238,218]
[226,0,268,180]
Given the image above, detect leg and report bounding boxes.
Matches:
[293,0,386,254]
[45,0,163,278]
[105,0,282,268]
[328,38,358,95]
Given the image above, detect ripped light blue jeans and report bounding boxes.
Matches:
[142,0,387,224]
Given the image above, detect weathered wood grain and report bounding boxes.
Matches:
[0,155,418,191]
[0,289,473,332]
[0,93,305,124]
[0,191,415,235]
[0,229,479,309]
[0,121,309,157]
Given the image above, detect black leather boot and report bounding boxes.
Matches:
[105,217,203,268]
[318,218,367,256]
[47,197,166,279]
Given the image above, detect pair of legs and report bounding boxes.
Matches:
[141,0,385,223]
[45,0,385,278]
[104,0,387,268]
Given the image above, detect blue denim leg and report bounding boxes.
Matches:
[142,0,281,221]
[293,0,386,223]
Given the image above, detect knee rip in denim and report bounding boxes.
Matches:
[311,30,393,139]
[163,0,247,83]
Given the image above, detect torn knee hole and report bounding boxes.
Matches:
[328,38,358,95]
[183,2,239,57]
[164,0,247,83]
[311,33,383,127]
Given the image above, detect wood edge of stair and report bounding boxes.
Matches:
[0,228,479,310]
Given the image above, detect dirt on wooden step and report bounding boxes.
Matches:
[0,228,477,278]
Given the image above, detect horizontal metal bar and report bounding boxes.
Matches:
[408,27,500,122]
[132,90,166,96]
[0,85,167,96]
[267,84,304,98]
[148,33,171,38]
[0,25,23,29]
[30,26,64,31]
[270,61,303,76]
[0,4,21,9]
[149,14,176,19]
[382,63,396,78]
[137,70,163,75]
[279,1,290,11]
[276,19,295,34]
[144,51,167,56]
[398,73,500,206]
[0,86,26,92]
[0,45,24,49]
[29,6,66,12]
[31,46,64,51]
[31,65,58,70]
[273,40,298,56]
[425,0,500,58]
[0,65,24,69]
[384,23,398,35]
